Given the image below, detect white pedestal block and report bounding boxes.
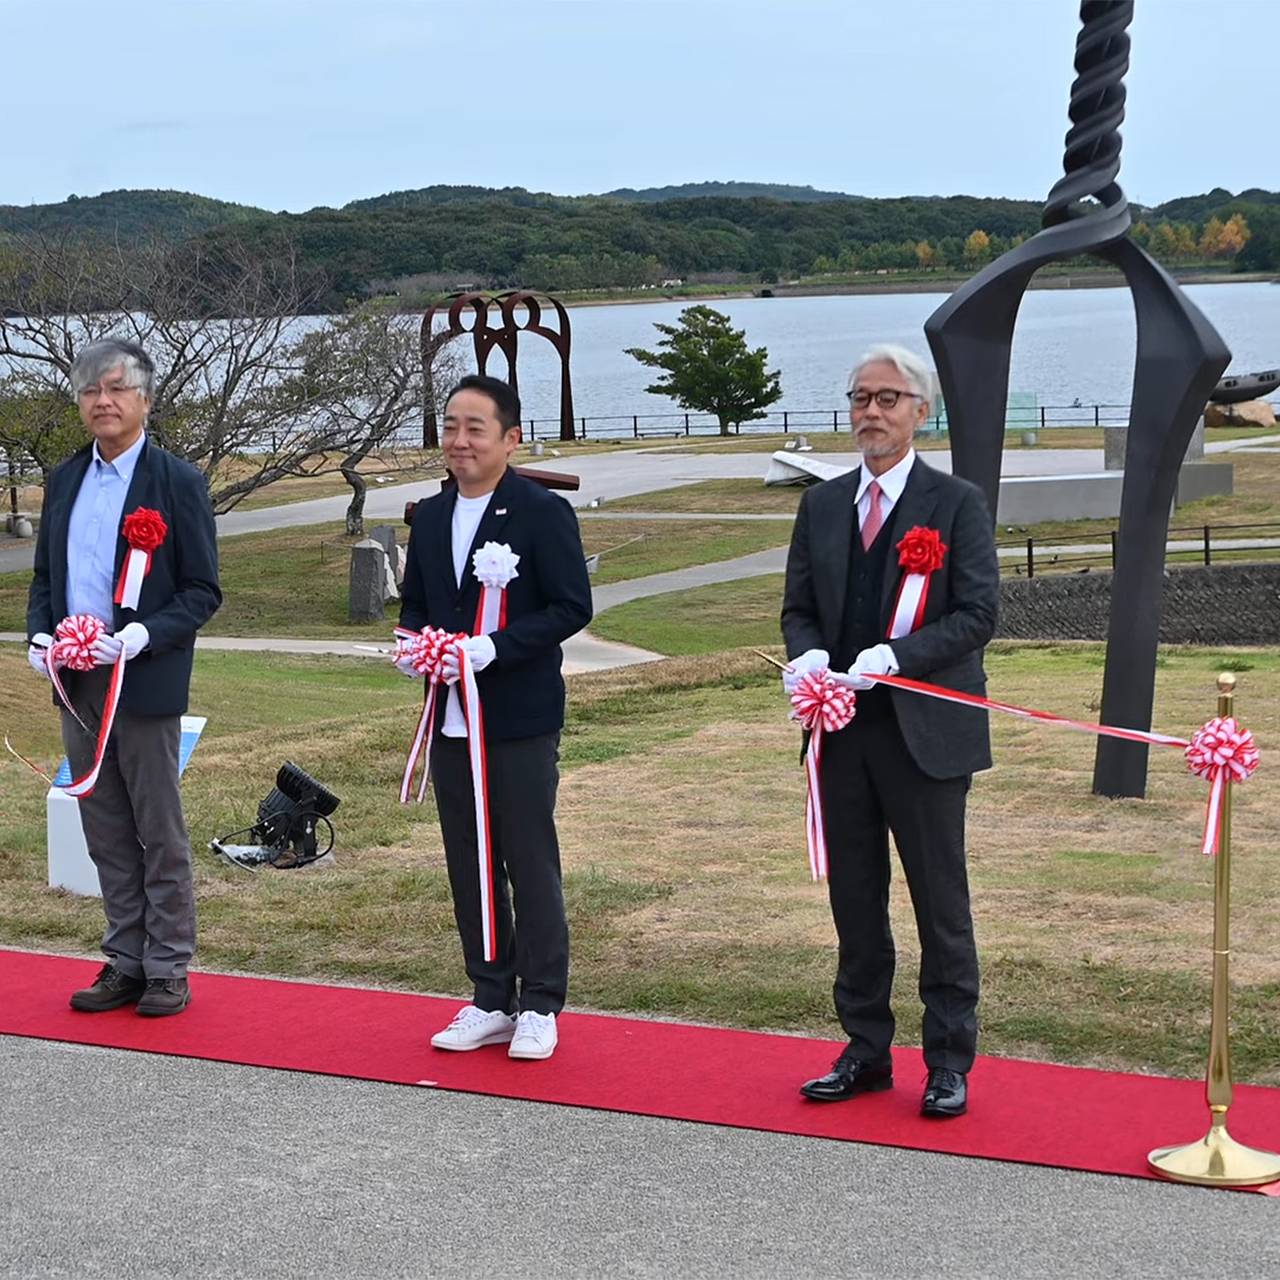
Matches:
[46,715,207,897]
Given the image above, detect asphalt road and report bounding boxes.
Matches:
[2,1034,1276,1279]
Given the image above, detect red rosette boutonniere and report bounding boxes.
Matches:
[887,526,947,641]
[114,507,169,609]
[896,525,947,575]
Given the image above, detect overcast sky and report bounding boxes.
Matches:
[4,0,1274,211]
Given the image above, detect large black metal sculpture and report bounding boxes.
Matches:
[924,0,1231,799]
[420,289,576,446]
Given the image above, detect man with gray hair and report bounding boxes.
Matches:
[781,343,999,1117]
[27,338,221,1016]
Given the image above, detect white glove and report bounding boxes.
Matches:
[93,622,150,664]
[90,632,124,664]
[834,643,899,691]
[782,647,829,695]
[28,633,53,679]
[394,653,421,678]
[441,635,497,684]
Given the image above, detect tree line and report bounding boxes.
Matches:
[4,184,1276,311]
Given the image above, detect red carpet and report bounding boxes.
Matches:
[4,947,1278,1193]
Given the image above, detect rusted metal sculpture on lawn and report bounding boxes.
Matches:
[924,0,1231,798]
[420,290,575,447]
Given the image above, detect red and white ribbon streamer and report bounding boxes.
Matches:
[113,547,150,610]
[393,625,461,803]
[1185,716,1259,856]
[789,671,857,880]
[473,585,507,637]
[393,624,498,962]
[853,671,1192,749]
[35,615,127,798]
[887,573,930,641]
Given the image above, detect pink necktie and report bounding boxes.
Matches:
[861,480,884,550]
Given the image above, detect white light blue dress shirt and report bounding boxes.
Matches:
[66,433,146,625]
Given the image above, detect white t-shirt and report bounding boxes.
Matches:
[442,492,493,737]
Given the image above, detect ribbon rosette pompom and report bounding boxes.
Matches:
[1186,715,1259,856]
[51,613,105,673]
[395,625,463,682]
[122,507,168,553]
[115,507,168,610]
[472,541,520,590]
[790,670,857,734]
[896,526,947,574]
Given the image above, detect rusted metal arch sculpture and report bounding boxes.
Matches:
[420,289,576,446]
[924,0,1231,799]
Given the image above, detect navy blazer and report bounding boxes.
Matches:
[781,456,1000,779]
[399,468,593,740]
[27,439,222,717]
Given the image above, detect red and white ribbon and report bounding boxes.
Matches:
[393,625,462,803]
[1185,716,1259,856]
[887,573,930,640]
[114,508,168,611]
[472,541,519,637]
[394,624,498,962]
[789,671,857,880]
[24,615,128,798]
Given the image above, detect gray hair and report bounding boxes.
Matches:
[848,343,937,408]
[70,339,156,399]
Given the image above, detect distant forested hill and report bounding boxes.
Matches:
[2,182,1276,312]
[600,181,864,202]
[0,188,270,240]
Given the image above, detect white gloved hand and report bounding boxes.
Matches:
[441,635,497,684]
[114,622,150,661]
[28,633,53,679]
[782,647,829,695]
[90,632,124,664]
[834,643,899,691]
[394,653,421,678]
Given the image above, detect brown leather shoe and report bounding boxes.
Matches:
[136,977,191,1017]
[70,963,146,1012]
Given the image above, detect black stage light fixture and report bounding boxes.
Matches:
[210,762,341,870]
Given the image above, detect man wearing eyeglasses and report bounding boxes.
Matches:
[781,343,999,1118]
[26,338,221,1017]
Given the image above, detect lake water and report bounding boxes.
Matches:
[495,282,1279,429]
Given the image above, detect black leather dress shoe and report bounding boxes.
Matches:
[800,1053,893,1101]
[921,1067,968,1117]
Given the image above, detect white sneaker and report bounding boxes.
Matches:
[430,1005,516,1051]
[508,1010,558,1060]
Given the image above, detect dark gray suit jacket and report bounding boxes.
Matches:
[781,456,1000,779]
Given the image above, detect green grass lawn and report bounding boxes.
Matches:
[2,643,1277,1081]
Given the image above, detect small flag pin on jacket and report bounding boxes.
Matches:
[495,508,507,515]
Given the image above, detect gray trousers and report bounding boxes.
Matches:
[59,667,196,979]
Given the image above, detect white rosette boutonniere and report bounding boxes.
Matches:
[472,541,520,633]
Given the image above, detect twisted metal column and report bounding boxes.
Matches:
[924,0,1230,799]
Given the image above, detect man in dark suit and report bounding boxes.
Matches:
[398,374,592,1061]
[781,344,999,1117]
[27,338,221,1016]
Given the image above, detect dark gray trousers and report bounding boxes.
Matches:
[59,667,196,979]
[431,732,568,1016]
[819,712,980,1072]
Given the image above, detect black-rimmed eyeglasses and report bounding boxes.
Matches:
[847,388,925,411]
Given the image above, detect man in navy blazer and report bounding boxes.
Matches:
[27,339,221,1016]
[781,344,999,1117]
[399,375,592,1061]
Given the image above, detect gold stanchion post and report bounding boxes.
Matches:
[1148,673,1280,1187]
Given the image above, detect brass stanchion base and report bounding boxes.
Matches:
[1149,1124,1280,1188]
